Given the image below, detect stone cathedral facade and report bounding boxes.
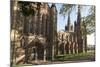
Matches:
[11,1,57,64]
[57,6,87,55]
[11,1,87,64]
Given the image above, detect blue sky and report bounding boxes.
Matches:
[55,4,91,31]
[49,3,95,45]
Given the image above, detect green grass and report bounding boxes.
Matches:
[54,51,95,61]
[12,50,95,66]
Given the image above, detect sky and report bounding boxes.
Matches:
[49,3,95,45]
[55,4,91,31]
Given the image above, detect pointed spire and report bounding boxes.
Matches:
[77,5,81,25]
[51,3,56,7]
[67,13,70,27]
[74,21,77,26]
[67,13,71,31]
[74,21,77,32]
[51,3,57,13]
[65,25,68,31]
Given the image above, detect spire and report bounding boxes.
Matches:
[65,13,71,32]
[77,5,83,53]
[51,3,57,14]
[51,3,56,7]
[65,25,68,31]
[74,21,77,26]
[67,13,71,31]
[77,5,81,25]
[74,21,77,32]
[67,13,70,27]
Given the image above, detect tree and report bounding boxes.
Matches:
[59,4,75,17]
[60,4,95,35]
[82,6,95,35]
[60,4,95,52]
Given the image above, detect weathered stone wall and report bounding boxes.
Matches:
[57,5,87,55]
[16,2,57,62]
[11,1,87,64]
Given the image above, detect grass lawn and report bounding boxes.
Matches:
[54,50,95,61]
[12,50,95,67]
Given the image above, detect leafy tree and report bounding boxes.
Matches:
[60,4,95,52]
[82,6,95,35]
[60,4,95,35]
[59,4,76,18]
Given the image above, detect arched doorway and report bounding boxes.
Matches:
[35,41,44,60]
[27,36,47,62]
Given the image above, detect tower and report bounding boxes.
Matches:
[65,13,73,32]
[77,5,83,53]
[67,13,71,31]
[65,13,70,31]
[50,3,57,60]
[74,21,77,32]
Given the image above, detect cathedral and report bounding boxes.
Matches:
[57,6,87,55]
[11,1,87,64]
[11,1,57,64]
